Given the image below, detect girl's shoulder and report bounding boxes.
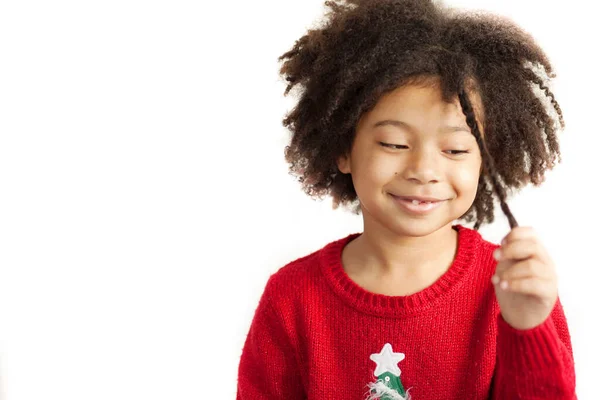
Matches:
[451,224,502,283]
[457,223,501,251]
[261,233,354,306]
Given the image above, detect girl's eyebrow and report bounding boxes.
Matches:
[373,119,471,134]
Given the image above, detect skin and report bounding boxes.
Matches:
[337,76,485,295]
[493,227,558,330]
[336,75,559,330]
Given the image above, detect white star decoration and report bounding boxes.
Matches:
[369,343,405,377]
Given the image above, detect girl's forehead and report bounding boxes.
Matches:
[378,83,476,109]
[357,85,486,136]
[364,93,463,125]
[365,84,486,128]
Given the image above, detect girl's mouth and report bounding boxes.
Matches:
[390,195,446,215]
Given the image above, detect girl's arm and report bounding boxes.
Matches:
[491,296,576,399]
[236,280,306,399]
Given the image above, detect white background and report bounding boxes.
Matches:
[0,0,597,399]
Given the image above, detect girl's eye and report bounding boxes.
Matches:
[379,142,408,150]
[379,142,470,155]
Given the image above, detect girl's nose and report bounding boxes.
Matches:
[402,149,441,184]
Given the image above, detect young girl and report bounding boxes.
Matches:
[237,0,576,398]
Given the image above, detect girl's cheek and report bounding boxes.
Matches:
[454,164,480,188]
[367,160,396,183]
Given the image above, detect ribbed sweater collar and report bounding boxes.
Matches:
[318,224,481,318]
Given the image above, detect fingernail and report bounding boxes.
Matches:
[491,275,500,285]
[500,281,508,290]
[493,249,502,260]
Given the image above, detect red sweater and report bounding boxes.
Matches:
[236,224,577,399]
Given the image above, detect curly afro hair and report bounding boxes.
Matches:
[277,0,564,230]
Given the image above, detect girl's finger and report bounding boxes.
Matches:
[493,258,548,283]
[495,238,549,264]
[496,276,552,297]
[501,226,537,245]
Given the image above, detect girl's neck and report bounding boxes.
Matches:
[342,223,459,281]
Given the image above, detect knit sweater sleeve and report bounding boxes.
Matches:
[491,296,577,399]
[236,277,306,400]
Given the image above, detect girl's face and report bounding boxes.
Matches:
[337,79,485,238]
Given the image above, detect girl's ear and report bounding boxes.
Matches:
[337,154,351,174]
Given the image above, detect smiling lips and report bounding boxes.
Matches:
[390,194,447,214]
[399,196,445,203]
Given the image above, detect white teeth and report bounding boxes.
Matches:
[412,200,420,205]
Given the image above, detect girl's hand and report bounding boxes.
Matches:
[491,226,558,330]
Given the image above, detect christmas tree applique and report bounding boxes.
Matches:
[365,343,411,400]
